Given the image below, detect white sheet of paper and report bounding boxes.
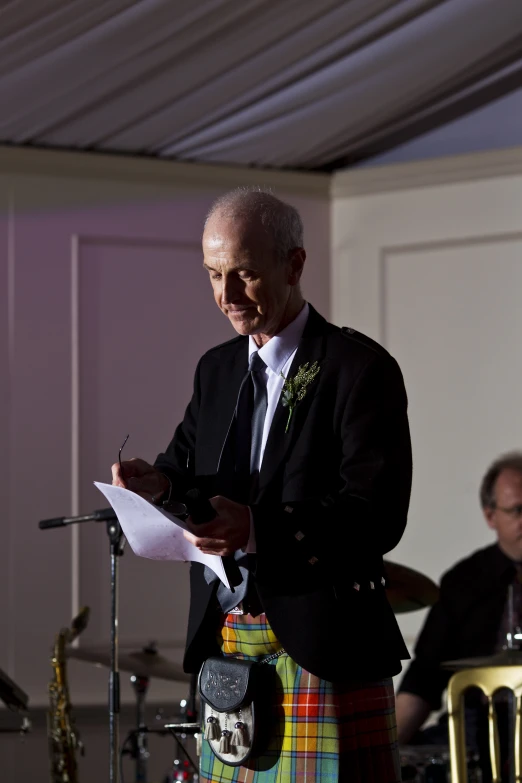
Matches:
[94,482,230,589]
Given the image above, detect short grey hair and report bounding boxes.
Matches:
[479,451,522,509]
[205,186,304,263]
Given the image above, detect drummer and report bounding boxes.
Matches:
[395,451,522,779]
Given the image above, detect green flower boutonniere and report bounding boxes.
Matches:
[280,361,320,433]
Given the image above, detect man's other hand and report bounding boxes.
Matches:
[111,457,169,504]
[183,495,250,556]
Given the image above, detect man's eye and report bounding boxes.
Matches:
[211,273,222,280]
[239,270,254,279]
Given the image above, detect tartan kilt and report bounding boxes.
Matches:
[198,612,401,783]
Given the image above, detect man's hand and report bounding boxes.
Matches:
[111,457,169,504]
[183,495,250,556]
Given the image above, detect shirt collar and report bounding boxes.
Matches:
[248,302,309,375]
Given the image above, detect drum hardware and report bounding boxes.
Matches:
[69,640,193,783]
[162,673,200,781]
[383,560,440,614]
[130,673,150,783]
[163,723,200,782]
[400,744,483,782]
[124,664,199,783]
[118,718,200,782]
[400,744,449,782]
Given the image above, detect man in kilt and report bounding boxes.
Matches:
[113,187,412,781]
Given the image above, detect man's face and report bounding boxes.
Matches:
[202,214,302,338]
[485,469,522,559]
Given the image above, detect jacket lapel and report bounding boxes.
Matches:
[256,306,329,495]
[199,339,248,477]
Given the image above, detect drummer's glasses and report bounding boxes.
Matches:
[494,503,522,520]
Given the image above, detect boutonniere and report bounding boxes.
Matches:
[280,361,320,433]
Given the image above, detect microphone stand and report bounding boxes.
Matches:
[38,508,124,783]
[107,515,125,783]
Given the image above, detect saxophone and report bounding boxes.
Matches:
[47,606,90,783]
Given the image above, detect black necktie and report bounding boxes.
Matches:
[215,351,267,613]
[248,351,268,474]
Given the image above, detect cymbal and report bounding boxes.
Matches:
[67,644,191,682]
[383,560,440,614]
[442,649,522,670]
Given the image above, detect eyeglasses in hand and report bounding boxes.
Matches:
[118,434,129,478]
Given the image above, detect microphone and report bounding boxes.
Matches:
[183,489,243,589]
[183,488,217,525]
[39,508,117,529]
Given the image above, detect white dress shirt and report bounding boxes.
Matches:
[248,302,309,471]
[245,302,309,551]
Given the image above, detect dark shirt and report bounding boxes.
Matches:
[398,543,517,710]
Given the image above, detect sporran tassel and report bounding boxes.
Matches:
[219,729,231,754]
[231,720,249,748]
[204,715,220,741]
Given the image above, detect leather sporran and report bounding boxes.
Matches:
[198,652,282,766]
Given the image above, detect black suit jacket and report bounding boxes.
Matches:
[154,305,412,682]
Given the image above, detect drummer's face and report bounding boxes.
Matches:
[485,469,522,561]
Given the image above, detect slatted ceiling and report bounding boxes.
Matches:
[1,0,522,171]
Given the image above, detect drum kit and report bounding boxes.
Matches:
[384,562,522,783]
[66,640,200,783]
[4,558,517,782]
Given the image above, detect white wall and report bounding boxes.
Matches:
[331,149,522,689]
[0,148,330,713]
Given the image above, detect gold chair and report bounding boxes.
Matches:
[447,665,522,782]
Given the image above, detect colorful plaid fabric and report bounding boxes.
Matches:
[199,612,401,782]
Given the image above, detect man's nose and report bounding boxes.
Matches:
[222,275,242,304]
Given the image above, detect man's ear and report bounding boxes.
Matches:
[484,506,497,531]
[287,247,306,286]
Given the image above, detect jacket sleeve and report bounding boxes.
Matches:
[252,352,412,575]
[152,358,201,499]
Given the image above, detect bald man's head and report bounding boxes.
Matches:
[205,187,304,265]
